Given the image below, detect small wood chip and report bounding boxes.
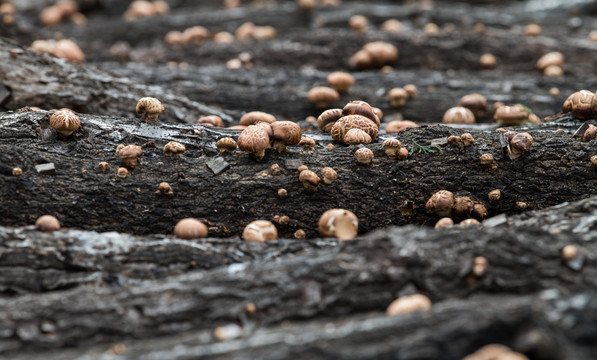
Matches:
[206,157,230,175]
[35,163,56,174]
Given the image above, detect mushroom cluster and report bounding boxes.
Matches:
[165,26,210,45]
[39,0,84,26]
[30,39,85,63]
[426,190,488,222]
[318,100,380,145]
[236,113,302,160]
[501,131,534,159]
[381,138,408,160]
[123,0,170,21]
[388,86,416,108]
[349,41,399,69]
[494,104,540,126]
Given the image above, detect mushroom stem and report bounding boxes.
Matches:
[254,149,266,160]
[272,141,287,153]
[123,158,138,168]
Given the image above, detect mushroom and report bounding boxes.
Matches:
[182,26,210,44]
[278,188,288,198]
[434,217,454,229]
[373,107,384,120]
[327,71,355,92]
[385,120,418,134]
[116,144,143,168]
[294,229,306,239]
[472,256,488,277]
[463,344,525,360]
[163,141,186,158]
[321,167,338,184]
[242,220,278,242]
[349,49,372,69]
[508,132,533,159]
[318,209,359,240]
[239,111,276,126]
[35,215,61,232]
[544,65,563,77]
[173,218,208,239]
[156,182,173,195]
[299,169,320,191]
[317,108,344,132]
[237,124,272,160]
[479,153,494,165]
[381,19,404,34]
[472,203,488,220]
[117,167,128,179]
[397,148,409,160]
[382,138,402,159]
[581,125,597,142]
[197,115,224,127]
[308,86,340,109]
[426,190,454,217]
[344,128,372,145]
[479,53,496,68]
[273,214,289,225]
[494,105,531,126]
[562,90,597,120]
[524,23,542,36]
[536,51,564,71]
[591,155,597,166]
[97,161,109,173]
[299,137,316,150]
[349,14,368,32]
[50,109,81,136]
[216,137,237,154]
[459,93,487,118]
[562,245,578,261]
[452,196,474,219]
[297,165,309,173]
[423,22,440,35]
[388,88,408,107]
[330,115,379,143]
[270,121,302,152]
[12,167,23,176]
[461,133,474,147]
[447,135,461,144]
[354,147,374,165]
[442,106,475,124]
[342,100,380,127]
[403,84,417,98]
[488,189,501,201]
[270,163,280,176]
[362,41,398,67]
[136,97,165,122]
[386,294,432,316]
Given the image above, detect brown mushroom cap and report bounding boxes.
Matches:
[318,209,359,240]
[216,137,237,154]
[35,215,61,232]
[342,101,380,127]
[452,196,474,219]
[116,144,143,167]
[461,133,475,146]
[53,39,85,63]
[182,26,210,44]
[562,90,597,119]
[349,14,368,32]
[237,124,271,160]
[459,93,487,117]
[349,49,372,69]
[270,121,302,152]
[381,19,404,33]
[386,294,431,316]
[434,217,454,229]
[344,128,372,145]
[426,190,454,217]
[494,105,530,126]
[330,115,379,143]
[163,141,186,157]
[510,132,533,156]
[524,23,542,36]
[536,51,564,70]
[385,120,418,134]
[308,86,340,109]
[460,218,480,226]
[117,167,128,179]
[174,218,208,239]
[354,147,374,165]
[362,41,398,67]
[136,97,165,121]
[582,125,597,142]
[327,71,355,92]
[388,88,408,107]
[479,153,494,165]
[197,115,224,127]
[299,169,321,191]
[239,111,276,126]
[299,136,316,150]
[403,84,418,98]
[321,167,338,184]
[442,106,475,124]
[317,108,344,132]
[382,138,402,159]
[242,220,278,241]
[50,109,81,136]
[479,53,496,68]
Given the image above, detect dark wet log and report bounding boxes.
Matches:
[1,196,596,356]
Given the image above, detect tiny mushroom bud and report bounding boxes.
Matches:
[307,86,340,109]
[174,218,208,239]
[294,229,306,239]
[461,133,474,147]
[362,41,398,68]
[299,169,321,191]
[344,128,372,145]
[116,144,143,168]
[270,121,302,152]
[581,125,597,142]
[447,135,461,144]
[397,147,409,160]
[479,153,494,165]
[270,163,280,176]
[434,217,454,229]
[297,165,309,173]
[479,53,496,68]
[278,188,288,198]
[459,93,487,118]
[354,147,374,165]
[237,124,272,160]
[12,167,23,176]
[117,167,129,179]
[327,71,355,93]
[443,106,475,124]
[591,155,597,166]
[516,201,527,210]
[321,167,338,184]
[536,51,564,71]
[243,220,278,241]
[460,218,480,226]
[197,115,224,127]
[50,109,81,136]
[472,256,488,277]
[274,215,290,225]
[426,190,454,217]
[509,132,533,158]
[561,245,578,261]
[403,84,418,98]
[52,39,85,63]
[239,111,277,126]
[388,88,408,107]
[216,137,237,154]
[317,108,344,132]
[35,215,61,232]
[385,120,418,134]
[382,138,402,159]
[299,137,316,150]
[472,203,488,220]
[488,189,501,201]
[97,161,109,173]
[386,294,432,316]
[163,141,186,158]
[452,196,474,219]
[349,14,368,32]
[524,23,542,36]
[381,19,404,33]
[136,97,165,122]
[318,209,359,240]
[156,182,173,195]
[544,65,563,77]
